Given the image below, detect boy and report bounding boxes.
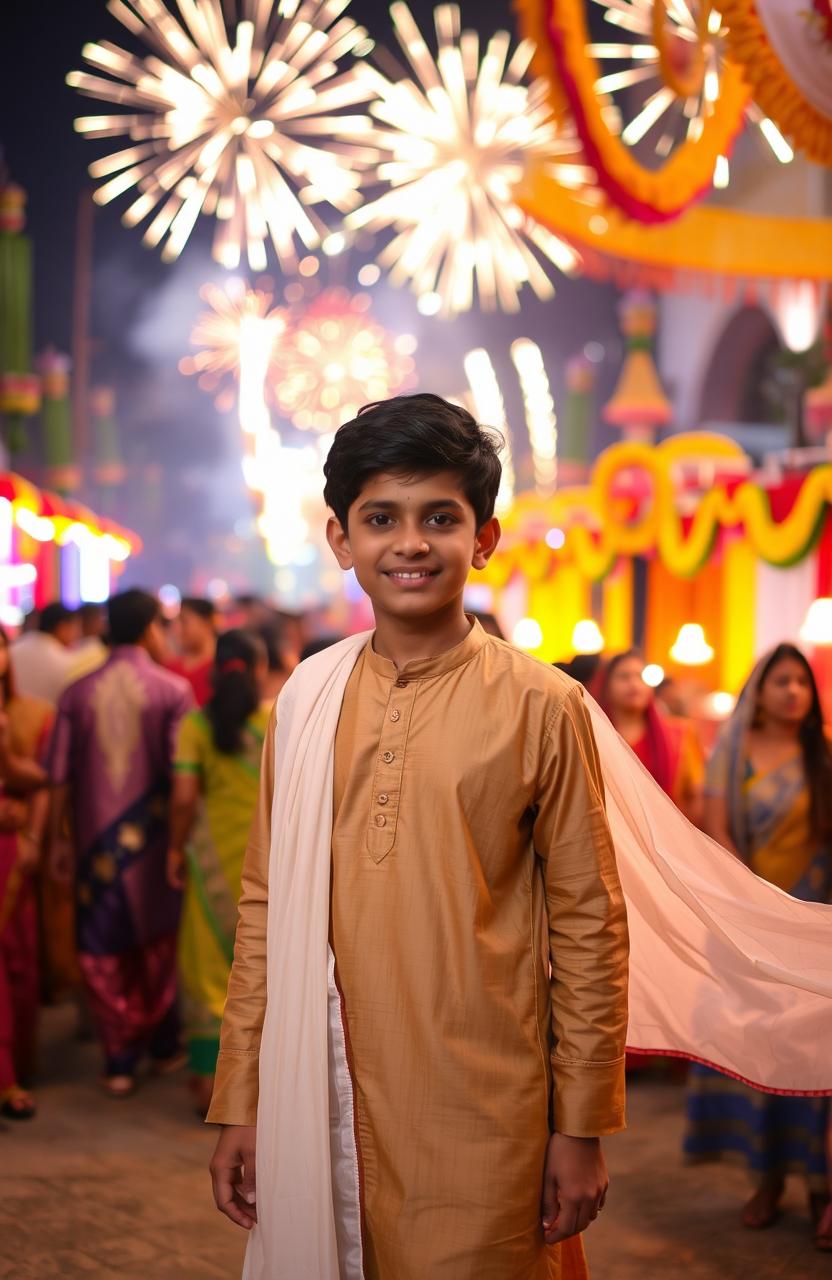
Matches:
[208,394,629,1279]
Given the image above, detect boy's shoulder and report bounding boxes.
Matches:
[480,633,582,706]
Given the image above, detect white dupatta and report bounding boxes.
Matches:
[244,635,832,1279]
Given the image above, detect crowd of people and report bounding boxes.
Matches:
[0,587,829,1244]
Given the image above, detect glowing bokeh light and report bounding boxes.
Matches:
[271,288,416,432]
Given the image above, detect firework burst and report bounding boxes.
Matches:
[270,288,416,431]
[343,3,584,315]
[68,0,378,271]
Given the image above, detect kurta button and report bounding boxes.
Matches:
[375,814,386,827]
[390,709,401,722]
[382,750,394,763]
[378,793,389,805]
[395,679,408,688]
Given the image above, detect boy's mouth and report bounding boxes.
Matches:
[383,569,439,583]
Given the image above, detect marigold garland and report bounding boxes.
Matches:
[482,435,832,587]
[515,0,750,224]
[719,0,832,166]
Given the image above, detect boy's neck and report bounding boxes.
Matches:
[372,602,472,671]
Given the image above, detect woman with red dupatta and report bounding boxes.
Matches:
[0,624,52,1119]
[600,650,704,825]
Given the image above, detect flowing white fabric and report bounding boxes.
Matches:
[245,634,832,1278]
[244,633,370,1280]
[586,694,832,1092]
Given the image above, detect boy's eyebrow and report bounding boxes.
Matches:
[356,497,466,513]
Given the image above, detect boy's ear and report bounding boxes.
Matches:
[472,517,501,570]
[326,514,353,570]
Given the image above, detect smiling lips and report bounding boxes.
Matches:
[384,569,439,582]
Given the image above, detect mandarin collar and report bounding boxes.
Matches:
[365,616,487,682]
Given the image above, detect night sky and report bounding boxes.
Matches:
[1,1,622,594]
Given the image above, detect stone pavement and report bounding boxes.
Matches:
[1,1008,829,1279]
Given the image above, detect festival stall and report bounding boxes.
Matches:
[0,471,139,624]
[483,295,832,699]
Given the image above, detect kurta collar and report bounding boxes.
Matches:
[365,616,487,682]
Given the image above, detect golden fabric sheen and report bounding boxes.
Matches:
[209,622,629,1279]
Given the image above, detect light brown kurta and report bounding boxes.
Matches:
[209,622,629,1280]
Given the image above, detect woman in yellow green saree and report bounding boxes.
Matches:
[168,629,271,1115]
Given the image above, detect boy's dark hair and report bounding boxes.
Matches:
[323,394,503,531]
[108,589,160,646]
[180,596,217,626]
[38,602,75,635]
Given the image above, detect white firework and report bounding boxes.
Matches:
[67,0,379,271]
[343,3,586,315]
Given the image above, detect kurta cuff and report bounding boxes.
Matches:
[205,1050,259,1126]
[551,1054,627,1137]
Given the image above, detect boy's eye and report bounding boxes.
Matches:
[368,514,392,527]
[426,513,456,527]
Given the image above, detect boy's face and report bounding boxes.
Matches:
[326,470,500,623]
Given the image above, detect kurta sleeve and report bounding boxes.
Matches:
[206,700,276,1126]
[533,684,629,1139]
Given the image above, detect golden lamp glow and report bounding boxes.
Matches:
[642,662,665,688]
[68,0,378,272]
[344,2,582,315]
[512,617,544,650]
[669,623,714,666]
[800,598,832,647]
[572,619,604,654]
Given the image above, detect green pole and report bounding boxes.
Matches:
[0,183,40,454]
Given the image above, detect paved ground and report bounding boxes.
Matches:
[1,1008,829,1279]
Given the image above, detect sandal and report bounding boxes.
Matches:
[810,1196,832,1252]
[741,1181,783,1230]
[99,1074,136,1098]
[0,1085,36,1120]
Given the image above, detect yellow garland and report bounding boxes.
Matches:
[719,0,832,166]
[516,168,832,281]
[516,0,751,221]
[483,435,832,587]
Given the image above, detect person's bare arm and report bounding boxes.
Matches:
[703,792,739,857]
[167,772,199,889]
[17,787,50,874]
[0,711,47,792]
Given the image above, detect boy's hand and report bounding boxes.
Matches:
[210,1124,257,1230]
[541,1133,608,1245]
